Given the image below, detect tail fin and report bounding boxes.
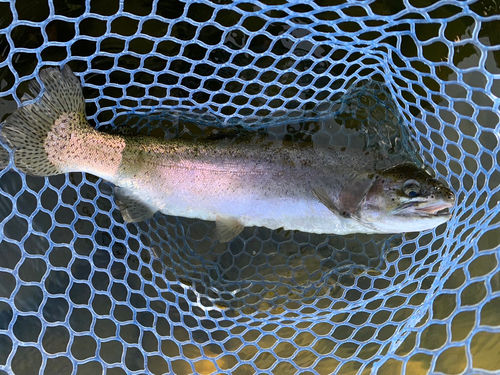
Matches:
[0,146,9,171]
[0,65,86,176]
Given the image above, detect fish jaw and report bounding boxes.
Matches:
[371,198,455,233]
[356,209,453,234]
[413,200,454,217]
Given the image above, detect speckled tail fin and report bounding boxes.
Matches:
[0,65,86,176]
[0,146,9,171]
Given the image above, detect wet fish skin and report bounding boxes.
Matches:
[113,135,383,235]
[0,66,456,240]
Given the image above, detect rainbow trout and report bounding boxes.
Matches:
[0,66,455,241]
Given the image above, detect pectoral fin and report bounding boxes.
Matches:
[214,216,244,242]
[115,186,157,223]
[312,187,351,218]
[338,174,373,216]
[313,185,376,231]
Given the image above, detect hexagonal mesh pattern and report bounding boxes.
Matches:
[0,0,499,374]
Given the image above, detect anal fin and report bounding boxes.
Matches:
[115,186,156,223]
[214,216,244,242]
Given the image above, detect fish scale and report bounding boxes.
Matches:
[1,66,455,242]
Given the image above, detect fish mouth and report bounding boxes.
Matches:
[396,200,454,217]
[414,202,454,217]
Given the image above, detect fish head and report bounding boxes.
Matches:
[357,163,455,233]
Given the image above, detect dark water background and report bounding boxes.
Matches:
[0,0,499,374]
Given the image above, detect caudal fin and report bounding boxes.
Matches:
[0,146,9,171]
[0,65,86,176]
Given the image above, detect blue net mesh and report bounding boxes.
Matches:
[0,0,499,374]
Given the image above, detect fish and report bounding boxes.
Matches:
[0,66,456,242]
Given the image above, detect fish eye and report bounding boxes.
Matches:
[403,179,420,197]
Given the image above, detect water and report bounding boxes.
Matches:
[0,0,499,374]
